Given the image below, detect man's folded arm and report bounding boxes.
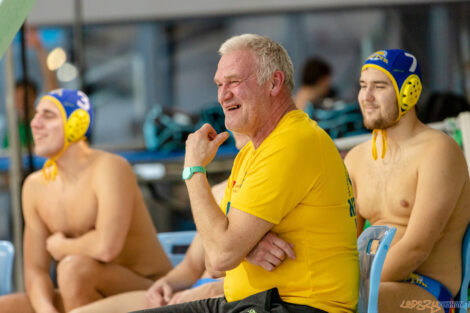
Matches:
[48,156,136,262]
[186,174,273,272]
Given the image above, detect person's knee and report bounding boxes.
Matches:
[57,255,101,292]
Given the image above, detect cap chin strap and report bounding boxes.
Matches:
[371,100,401,161]
[42,141,69,181]
[372,129,387,160]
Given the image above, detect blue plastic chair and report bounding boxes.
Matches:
[0,241,14,295]
[458,224,470,313]
[158,231,196,266]
[357,225,396,313]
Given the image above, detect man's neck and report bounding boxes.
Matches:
[55,141,92,180]
[251,93,296,149]
[383,110,423,144]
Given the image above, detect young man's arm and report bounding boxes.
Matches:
[23,176,59,313]
[46,155,136,262]
[209,179,296,273]
[380,138,468,281]
[344,147,365,237]
[28,28,59,91]
[145,233,216,307]
[167,281,223,305]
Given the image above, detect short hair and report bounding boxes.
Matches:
[301,57,331,86]
[15,79,38,95]
[219,34,294,93]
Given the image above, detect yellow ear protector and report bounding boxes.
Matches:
[66,109,91,143]
[398,74,422,118]
[368,74,422,160]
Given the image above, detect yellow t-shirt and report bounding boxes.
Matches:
[221,110,359,313]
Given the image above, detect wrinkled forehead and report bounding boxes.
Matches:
[214,49,258,81]
[360,67,392,84]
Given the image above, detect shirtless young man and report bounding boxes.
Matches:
[0,89,172,313]
[345,49,470,313]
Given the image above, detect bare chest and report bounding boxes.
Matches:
[36,179,98,237]
[354,154,418,224]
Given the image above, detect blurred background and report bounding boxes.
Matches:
[1,0,470,240]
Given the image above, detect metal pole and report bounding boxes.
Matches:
[74,0,85,90]
[73,0,92,143]
[5,46,25,292]
[20,24,35,175]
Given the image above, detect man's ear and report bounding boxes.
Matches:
[270,70,285,96]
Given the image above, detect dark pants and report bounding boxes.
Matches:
[131,288,327,313]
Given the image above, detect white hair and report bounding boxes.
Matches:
[218,34,294,93]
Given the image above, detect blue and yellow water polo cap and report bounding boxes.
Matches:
[40,89,94,180]
[363,49,422,119]
[362,49,423,160]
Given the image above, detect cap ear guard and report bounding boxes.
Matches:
[65,109,90,142]
[399,74,422,115]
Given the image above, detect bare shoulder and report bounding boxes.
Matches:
[21,171,45,217]
[22,170,45,195]
[344,140,371,172]
[416,127,464,159]
[90,150,135,183]
[415,127,468,174]
[92,150,133,173]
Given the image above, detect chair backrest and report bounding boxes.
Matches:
[357,225,396,313]
[157,231,196,266]
[458,224,470,313]
[0,241,14,295]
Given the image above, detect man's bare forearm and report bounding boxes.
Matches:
[185,174,231,261]
[35,45,59,91]
[182,126,272,271]
[380,240,429,282]
[59,230,119,262]
[26,270,59,313]
[163,262,204,291]
[201,280,224,298]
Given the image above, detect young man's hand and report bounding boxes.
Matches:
[46,232,67,261]
[145,278,174,308]
[168,281,223,305]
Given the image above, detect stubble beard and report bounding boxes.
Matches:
[363,110,398,130]
[364,116,395,130]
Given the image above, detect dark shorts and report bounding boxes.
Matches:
[131,288,327,313]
